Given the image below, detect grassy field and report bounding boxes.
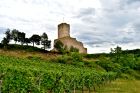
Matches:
[74,80,140,93]
[95,79,140,93]
[0,49,59,60]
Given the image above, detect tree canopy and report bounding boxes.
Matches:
[1,28,51,51]
[41,32,51,50]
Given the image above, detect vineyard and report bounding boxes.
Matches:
[0,46,140,93]
[0,55,117,93]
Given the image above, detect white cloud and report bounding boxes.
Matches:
[0,0,140,53]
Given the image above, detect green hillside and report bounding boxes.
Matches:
[0,54,116,93]
[0,46,140,93]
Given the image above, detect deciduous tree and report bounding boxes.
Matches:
[30,34,41,47]
[41,32,51,50]
[11,29,19,44]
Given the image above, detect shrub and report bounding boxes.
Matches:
[119,73,135,80]
[70,46,79,52]
[96,56,122,73]
[134,58,140,70]
[70,52,83,62]
[54,55,73,64]
[54,40,65,54]
[72,62,84,67]
[84,60,98,68]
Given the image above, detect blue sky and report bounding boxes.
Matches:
[0,0,140,53]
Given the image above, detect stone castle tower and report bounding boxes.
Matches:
[54,23,87,54]
[58,23,70,38]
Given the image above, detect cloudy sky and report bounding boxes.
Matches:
[0,0,140,53]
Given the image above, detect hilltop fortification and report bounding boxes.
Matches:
[54,23,87,53]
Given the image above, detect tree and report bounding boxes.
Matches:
[11,30,26,45]
[41,40,51,50]
[30,34,41,47]
[110,46,122,63]
[11,29,19,44]
[1,29,11,47]
[54,40,65,53]
[5,29,11,43]
[24,38,30,46]
[41,33,51,50]
[17,32,25,45]
[41,33,48,41]
[1,37,9,48]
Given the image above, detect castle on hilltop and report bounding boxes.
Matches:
[54,23,87,54]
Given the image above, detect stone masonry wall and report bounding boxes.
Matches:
[54,23,87,54]
[58,23,70,39]
[55,37,87,53]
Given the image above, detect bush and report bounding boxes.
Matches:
[70,46,79,52]
[84,53,109,59]
[96,56,122,73]
[54,40,67,54]
[52,53,85,67]
[54,55,73,64]
[84,60,98,68]
[118,54,137,69]
[70,52,83,62]
[134,58,140,70]
[72,62,84,67]
[119,73,135,80]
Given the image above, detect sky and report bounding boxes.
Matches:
[0,0,140,53]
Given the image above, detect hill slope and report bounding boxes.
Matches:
[0,48,140,93]
[0,52,117,93]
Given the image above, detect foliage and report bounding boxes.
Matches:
[118,54,136,69]
[55,55,73,64]
[0,43,4,48]
[0,44,48,53]
[24,38,31,46]
[41,33,51,50]
[5,29,11,42]
[30,34,41,47]
[54,40,66,54]
[54,53,84,66]
[70,52,83,62]
[0,55,117,93]
[10,29,26,45]
[96,56,122,73]
[18,32,26,45]
[70,46,79,52]
[1,28,140,92]
[1,29,11,47]
[110,46,122,63]
[134,59,140,70]
[95,46,140,79]
[84,60,99,68]
[1,38,9,48]
[1,29,51,51]
[84,53,109,59]
[11,29,19,44]
[54,40,80,54]
[95,79,140,93]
